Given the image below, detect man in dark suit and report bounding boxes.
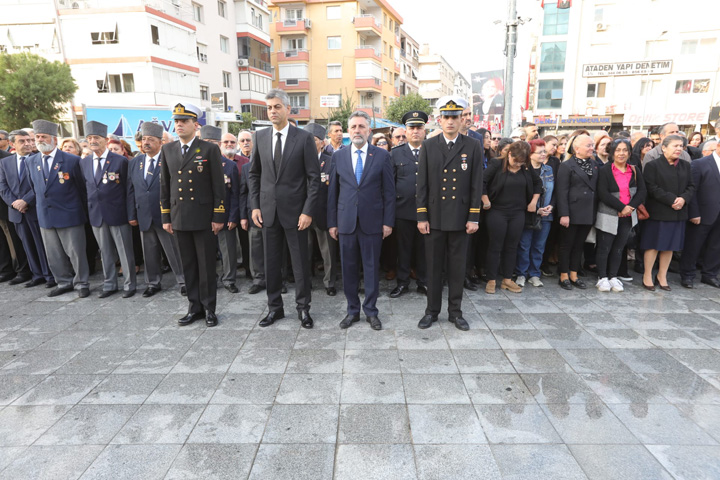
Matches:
[239,159,265,294]
[248,89,320,329]
[390,111,428,298]
[160,103,226,327]
[681,142,720,288]
[305,123,338,296]
[221,132,251,279]
[25,119,90,298]
[0,130,53,287]
[416,96,483,331]
[81,121,136,298]
[127,121,185,297]
[0,146,32,284]
[328,111,395,330]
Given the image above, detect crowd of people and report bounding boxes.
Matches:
[0,92,719,331]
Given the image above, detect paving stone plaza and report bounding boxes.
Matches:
[1,271,720,479]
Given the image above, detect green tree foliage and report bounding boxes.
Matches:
[0,53,78,131]
[385,93,433,124]
[227,112,256,135]
[326,91,356,131]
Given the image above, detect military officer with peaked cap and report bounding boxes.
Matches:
[389,110,429,299]
[160,103,226,327]
[416,96,484,331]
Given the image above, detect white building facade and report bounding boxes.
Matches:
[418,43,456,113]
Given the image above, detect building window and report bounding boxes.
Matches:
[675,79,710,94]
[222,71,232,88]
[289,94,307,108]
[192,3,203,23]
[237,37,272,73]
[639,79,660,96]
[217,0,226,18]
[287,37,304,51]
[327,36,341,50]
[197,43,208,63]
[326,6,341,19]
[327,64,341,78]
[200,85,209,100]
[279,64,308,81]
[586,82,606,98]
[537,79,563,109]
[90,25,118,45]
[681,38,717,55]
[98,73,134,93]
[539,41,566,73]
[151,25,159,45]
[220,35,229,53]
[542,2,569,35]
[285,8,303,20]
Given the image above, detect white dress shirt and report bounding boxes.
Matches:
[16,154,27,176]
[144,153,159,179]
[271,122,290,158]
[93,148,109,173]
[352,142,369,172]
[443,134,459,146]
[43,147,58,174]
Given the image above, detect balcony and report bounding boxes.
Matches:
[355,77,382,91]
[395,35,400,47]
[289,107,310,119]
[394,61,400,72]
[275,18,311,34]
[277,49,309,62]
[355,45,381,61]
[352,15,382,36]
[278,79,309,91]
[358,105,381,116]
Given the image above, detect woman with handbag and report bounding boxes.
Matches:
[594,139,647,292]
[515,139,555,287]
[482,141,542,293]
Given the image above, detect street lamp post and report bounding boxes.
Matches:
[502,0,518,137]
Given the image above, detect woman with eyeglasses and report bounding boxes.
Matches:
[594,139,646,292]
[490,133,501,157]
[372,133,392,152]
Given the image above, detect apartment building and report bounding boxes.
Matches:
[398,28,419,95]
[454,73,471,107]
[268,0,403,124]
[418,43,456,113]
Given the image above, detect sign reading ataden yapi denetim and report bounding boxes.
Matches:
[582,60,673,78]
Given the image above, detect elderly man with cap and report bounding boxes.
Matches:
[128,121,185,297]
[389,110,428,299]
[221,131,251,278]
[80,120,136,298]
[416,96,484,331]
[200,124,240,293]
[25,119,90,297]
[305,122,338,296]
[160,103,226,327]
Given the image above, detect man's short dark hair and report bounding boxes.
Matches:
[328,121,342,129]
[8,130,29,143]
[614,131,631,139]
[0,130,8,140]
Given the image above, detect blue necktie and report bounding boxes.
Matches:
[146,156,155,181]
[355,150,363,184]
[18,156,26,180]
[43,155,51,179]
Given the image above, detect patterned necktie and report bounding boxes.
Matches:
[355,150,363,184]
[43,155,51,179]
[448,141,454,151]
[182,145,189,156]
[94,157,104,184]
[274,132,282,171]
[18,156,26,180]
[146,156,155,181]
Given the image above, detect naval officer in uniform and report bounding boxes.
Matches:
[416,96,484,331]
[160,103,226,327]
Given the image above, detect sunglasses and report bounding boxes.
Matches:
[238,139,252,143]
[377,141,388,145]
[392,135,406,139]
[492,137,501,141]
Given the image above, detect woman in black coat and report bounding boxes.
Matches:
[640,135,696,291]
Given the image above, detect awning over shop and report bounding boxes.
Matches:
[371,118,403,129]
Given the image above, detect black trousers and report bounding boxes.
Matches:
[0,219,29,277]
[264,221,311,313]
[559,224,592,274]
[395,218,426,287]
[237,227,250,274]
[485,208,525,280]
[425,229,468,318]
[465,210,489,278]
[176,228,217,314]
[596,217,633,279]
[680,214,720,281]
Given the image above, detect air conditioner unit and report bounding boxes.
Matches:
[366,92,374,98]
[237,58,249,67]
[596,23,607,31]
[305,19,312,28]
[290,107,299,114]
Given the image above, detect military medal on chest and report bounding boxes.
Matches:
[461,154,468,171]
[102,172,108,184]
[58,171,64,184]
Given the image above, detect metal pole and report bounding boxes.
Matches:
[502,0,517,137]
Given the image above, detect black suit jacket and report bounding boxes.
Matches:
[247,125,320,229]
[596,162,646,213]
[239,161,251,222]
[127,152,163,232]
[392,143,420,221]
[483,157,542,206]
[643,156,695,222]
[688,155,720,224]
[313,152,333,230]
[556,156,599,225]
[0,149,11,222]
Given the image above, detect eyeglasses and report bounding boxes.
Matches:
[392,135,406,139]
[376,141,388,146]
[238,139,252,143]
[492,137,501,141]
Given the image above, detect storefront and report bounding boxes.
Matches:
[534,115,613,135]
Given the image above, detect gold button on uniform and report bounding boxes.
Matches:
[178,188,182,192]
[442,196,446,200]
[442,187,446,191]
[453,178,457,182]
[453,169,456,172]
[443,169,447,173]
[188,170,192,174]
[179,197,183,200]
[452,187,456,190]
[443,178,447,182]
[189,179,192,183]
[189,188,194,192]
[177,170,182,174]
[178,179,182,183]
[452,196,456,199]
[191,197,195,200]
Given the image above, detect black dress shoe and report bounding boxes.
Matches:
[0,273,15,283]
[418,314,437,329]
[680,279,694,289]
[78,287,90,298]
[24,278,46,288]
[180,286,187,296]
[98,290,118,299]
[558,279,572,290]
[449,315,470,331]
[570,278,587,289]
[339,314,360,329]
[122,289,136,298]
[259,310,284,327]
[48,285,74,297]
[142,286,161,297]
[281,284,288,294]
[299,311,314,329]
[417,285,428,295]
[45,280,57,288]
[326,287,337,296]
[366,315,382,330]
[9,275,31,285]
[702,277,720,288]
[463,279,478,291]
[225,284,239,293]
[248,284,265,294]
[655,276,671,291]
[206,311,218,327]
[178,311,205,326]
[469,275,482,285]
[389,284,408,298]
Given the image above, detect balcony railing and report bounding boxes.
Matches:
[276,18,311,32]
[355,77,382,90]
[358,105,381,114]
[352,15,382,34]
[278,49,309,61]
[355,45,381,59]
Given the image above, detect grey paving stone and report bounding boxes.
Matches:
[539,328,605,349]
[568,313,627,329]
[403,374,470,404]
[0,405,71,446]
[0,375,45,405]
[0,445,104,480]
[191,330,249,350]
[138,329,203,350]
[12,374,104,406]
[345,328,397,349]
[636,328,710,349]
[492,329,553,349]
[286,349,344,373]
[469,299,520,314]
[34,404,138,445]
[505,349,573,373]
[88,330,156,351]
[408,404,486,444]
[340,373,405,404]
[585,328,655,348]
[0,332,57,351]
[462,373,535,404]
[612,348,694,374]
[581,372,670,404]
[34,331,104,351]
[262,404,338,443]
[395,328,449,350]
[491,444,588,480]
[80,444,182,480]
[556,299,608,314]
[53,350,130,375]
[275,373,341,404]
[414,444,502,480]
[667,348,720,373]
[113,347,186,374]
[647,445,720,480]
[568,445,673,480]
[293,329,346,350]
[343,349,400,373]
[481,312,535,329]
[398,349,458,374]
[556,348,632,373]
[511,299,563,314]
[522,373,602,404]
[338,404,410,443]
[0,447,25,471]
[165,444,257,480]
[608,403,718,445]
[475,403,561,444]
[111,404,204,444]
[647,372,720,404]
[676,404,720,443]
[334,444,417,480]
[81,374,165,404]
[211,373,283,404]
[525,313,580,330]
[443,328,500,349]
[187,404,271,443]
[242,329,298,349]
[539,401,638,444]
[228,348,291,374]
[145,373,224,404]
[248,444,334,480]
[0,350,80,375]
[452,349,516,374]
[170,347,238,374]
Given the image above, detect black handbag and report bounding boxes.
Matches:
[525,212,542,230]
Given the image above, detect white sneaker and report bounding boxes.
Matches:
[528,276,544,287]
[609,277,624,292]
[515,275,526,287]
[596,277,611,292]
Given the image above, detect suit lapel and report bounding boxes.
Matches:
[570,159,593,189]
[708,156,720,186]
[8,155,20,192]
[359,145,375,185]
[46,152,63,191]
[277,126,296,180]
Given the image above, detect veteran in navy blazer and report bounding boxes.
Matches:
[127,121,184,297]
[80,121,136,298]
[328,111,395,330]
[0,129,54,287]
[25,119,90,297]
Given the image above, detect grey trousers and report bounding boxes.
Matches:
[218,227,237,286]
[40,224,89,289]
[248,224,265,286]
[92,223,136,292]
[141,223,185,288]
[309,224,338,288]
